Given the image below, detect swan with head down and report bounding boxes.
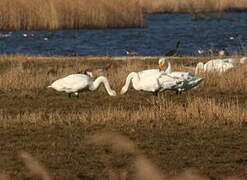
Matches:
[120,58,186,95]
[48,70,116,97]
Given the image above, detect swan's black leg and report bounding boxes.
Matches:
[152,91,158,96]
[176,90,182,95]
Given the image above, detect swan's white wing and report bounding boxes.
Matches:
[222,58,238,64]
[49,74,90,93]
[158,74,182,92]
[138,69,163,78]
[204,61,234,72]
[164,72,204,92]
[137,76,160,92]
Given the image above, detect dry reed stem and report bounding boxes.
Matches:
[0,0,143,30]
[20,152,52,180]
[139,0,247,13]
[0,173,11,180]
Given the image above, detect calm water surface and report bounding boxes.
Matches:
[0,12,247,56]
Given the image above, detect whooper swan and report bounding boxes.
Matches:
[48,70,116,97]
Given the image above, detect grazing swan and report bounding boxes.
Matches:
[195,58,235,74]
[48,71,116,97]
[120,71,183,96]
[158,58,204,94]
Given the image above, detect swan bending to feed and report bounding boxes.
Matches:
[158,58,204,94]
[120,71,184,96]
[48,71,116,97]
[121,57,203,95]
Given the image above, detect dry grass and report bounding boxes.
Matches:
[139,0,247,13]
[0,55,246,127]
[0,133,245,180]
[0,0,144,30]
[1,0,246,30]
[0,55,246,179]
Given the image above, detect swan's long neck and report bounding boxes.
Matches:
[121,72,140,94]
[165,60,172,73]
[90,76,115,96]
[195,62,204,74]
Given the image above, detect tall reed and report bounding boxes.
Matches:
[139,0,247,13]
[0,0,144,30]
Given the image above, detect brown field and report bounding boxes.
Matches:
[0,55,246,180]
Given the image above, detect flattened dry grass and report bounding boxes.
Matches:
[0,55,246,179]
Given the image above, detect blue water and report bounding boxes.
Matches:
[0,12,246,56]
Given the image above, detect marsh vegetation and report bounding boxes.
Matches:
[0,55,246,179]
[1,0,247,30]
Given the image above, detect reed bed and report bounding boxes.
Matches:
[0,55,246,179]
[139,0,247,13]
[0,0,144,30]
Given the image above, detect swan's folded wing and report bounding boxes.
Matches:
[158,74,183,91]
[51,74,89,90]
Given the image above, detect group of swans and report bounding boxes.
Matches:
[121,58,204,95]
[195,57,247,74]
[48,58,204,97]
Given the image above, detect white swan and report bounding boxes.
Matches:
[240,57,247,64]
[48,71,116,97]
[120,71,183,95]
[195,58,235,74]
[158,58,204,94]
[121,57,203,95]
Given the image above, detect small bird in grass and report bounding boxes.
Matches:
[218,48,229,56]
[165,41,181,56]
[124,49,139,56]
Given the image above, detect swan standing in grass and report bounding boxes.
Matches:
[158,58,204,94]
[48,70,116,97]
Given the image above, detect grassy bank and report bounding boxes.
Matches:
[140,0,247,13]
[0,0,144,30]
[0,55,246,179]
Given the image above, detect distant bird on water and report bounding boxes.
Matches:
[218,48,229,56]
[124,49,139,56]
[165,41,181,56]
